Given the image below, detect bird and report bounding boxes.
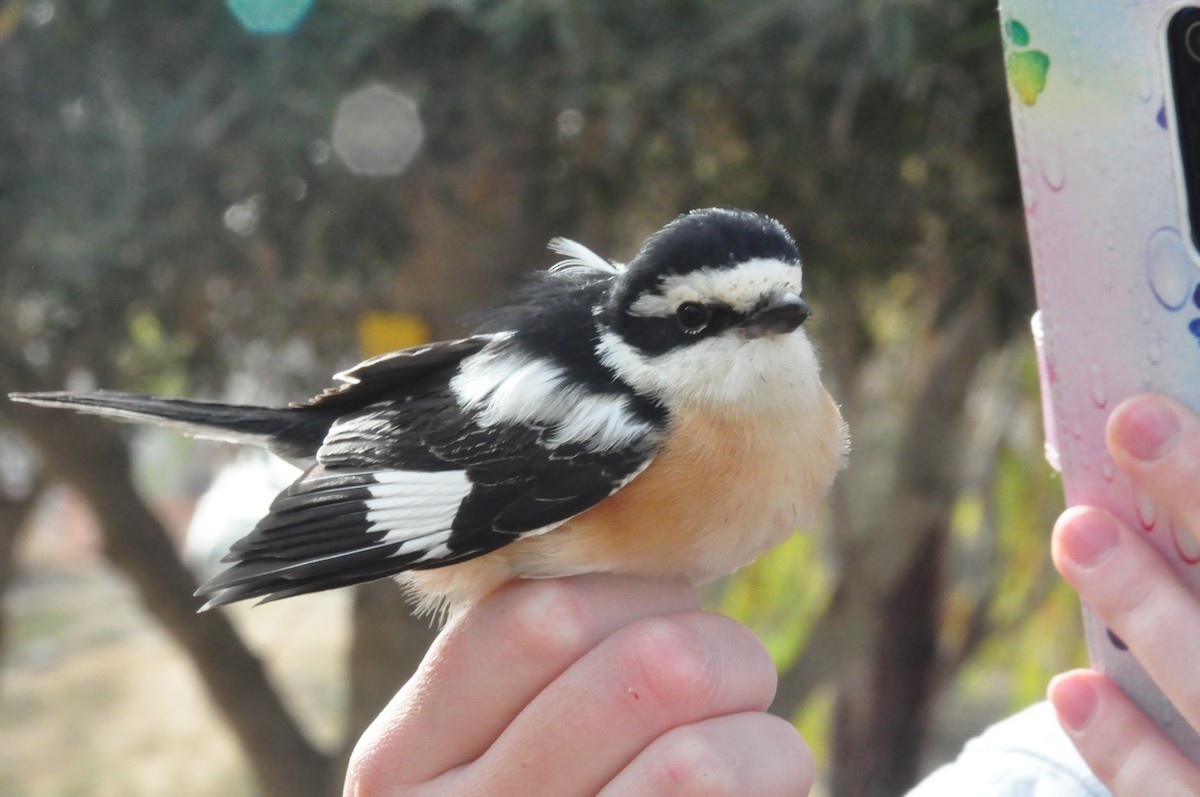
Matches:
[9,208,849,618]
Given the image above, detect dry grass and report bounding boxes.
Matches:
[1,494,352,797]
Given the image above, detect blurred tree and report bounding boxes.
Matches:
[0,0,1068,795]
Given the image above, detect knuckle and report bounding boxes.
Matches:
[652,727,738,796]
[1179,492,1200,536]
[1160,781,1200,797]
[1178,681,1200,724]
[344,738,407,797]
[503,578,589,661]
[617,617,718,716]
[1107,573,1170,637]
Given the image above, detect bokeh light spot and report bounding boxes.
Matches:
[27,0,55,27]
[226,0,313,35]
[557,108,584,140]
[306,138,332,165]
[223,196,262,236]
[331,84,424,178]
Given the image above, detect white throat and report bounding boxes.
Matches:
[597,327,825,416]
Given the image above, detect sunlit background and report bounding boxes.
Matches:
[0,1,1084,796]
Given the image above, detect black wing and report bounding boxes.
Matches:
[196,392,661,608]
[298,335,496,412]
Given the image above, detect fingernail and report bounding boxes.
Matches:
[1112,396,1181,462]
[1050,676,1098,733]
[1060,511,1120,568]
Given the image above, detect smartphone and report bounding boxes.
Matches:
[999,1,1200,760]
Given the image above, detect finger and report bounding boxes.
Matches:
[1049,670,1200,795]
[1052,507,1200,733]
[447,611,779,797]
[598,712,813,797]
[346,575,699,792]
[1107,394,1200,542]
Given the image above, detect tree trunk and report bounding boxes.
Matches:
[0,478,44,673]
[331,580,437,792]
[10,405,332,797]
[831,528,944,797]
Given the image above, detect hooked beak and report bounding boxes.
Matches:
[739,293,811,339]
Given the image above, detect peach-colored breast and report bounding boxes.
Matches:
[404,388,847,616]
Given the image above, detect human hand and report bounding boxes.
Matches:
[344,574,813,796]
[1048,393,1200,794]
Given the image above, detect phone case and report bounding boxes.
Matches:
[999,1,1200,759]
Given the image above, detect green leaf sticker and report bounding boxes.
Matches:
[1006,19,1030,48]
[1004,18,1050,106]
[1008,50,1050,106]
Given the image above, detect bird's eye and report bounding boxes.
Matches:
[675,302,711,333]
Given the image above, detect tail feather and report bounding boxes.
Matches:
[7,390,329,461]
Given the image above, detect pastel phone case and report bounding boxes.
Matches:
[999,1,1200,759]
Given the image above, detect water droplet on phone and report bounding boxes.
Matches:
[1100,456,1115,482]
[1145,227,1194,310]
[1174,520,1200,563]
[1088,362,1107,407]
[1040,143,1065,191]
[1138,59,1156,102]
[1135,487,1157,530]
[1158,695,1179,727]
[1019,158,1039,212]
[1066,43,1085,84]
[1099,236,1117,288]
[1068,407,1084,440]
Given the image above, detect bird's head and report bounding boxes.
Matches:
[597,208,822,413]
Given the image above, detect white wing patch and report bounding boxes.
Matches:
[549,394,652,449]
[451,350,654,451]
[479,359,574,427]
[365,470,472,562]
[451,353,573,426]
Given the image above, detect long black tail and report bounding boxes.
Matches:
[7,390,330,463]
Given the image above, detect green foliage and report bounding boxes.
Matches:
[719,530,831,671]
[966,443,1086,708]
[949,348,1088,709]
[119,309,194,397]
[795,684,837,770]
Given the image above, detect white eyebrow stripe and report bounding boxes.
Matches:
[629,257,803,317]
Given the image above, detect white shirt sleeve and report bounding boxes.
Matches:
[904,702,1109,797]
